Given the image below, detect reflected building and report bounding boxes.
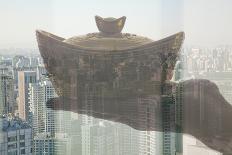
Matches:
[34,133,71,155]
[81,121,115,155]
[29,77,82,155]
[29,78,57,135]
[36,16,184,155]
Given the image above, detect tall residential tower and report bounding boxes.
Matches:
[18,71,36,122]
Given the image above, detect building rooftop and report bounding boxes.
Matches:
[0,115,31,131]
[34,132,68,140]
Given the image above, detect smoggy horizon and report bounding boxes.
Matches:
[0,0,232,48]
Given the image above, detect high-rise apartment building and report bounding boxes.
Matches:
[0,74,14,115]
[29,78,80,155]
[29,79,57,135]
[33,133,71,155]
[18,71,36,122]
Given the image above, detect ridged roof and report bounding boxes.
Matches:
[64,33,153,51]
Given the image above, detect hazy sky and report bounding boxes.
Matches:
[0,0,232,48]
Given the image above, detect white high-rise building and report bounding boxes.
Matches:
[137,97,163,155]
[29,79,57,135]
[33,133,71,155]
[29,78,78,154]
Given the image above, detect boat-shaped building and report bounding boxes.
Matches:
[36,16,184,155]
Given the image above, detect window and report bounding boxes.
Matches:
[7,151,17,155]
[8,136,17,142]
[20,142,25,147]
[8,143,17,149]
[20,135,25,140]
[21,149,25,154]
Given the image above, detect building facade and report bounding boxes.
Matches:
[0,74,14,115]
[18,71,36,122]
[29,79,57,135]
[0,116,32,155]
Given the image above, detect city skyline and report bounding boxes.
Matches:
[0,45,230,154]
[1,1,232,154]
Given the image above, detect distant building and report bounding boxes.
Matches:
[34,133,71,155]
[29,79,57,135]
[14,56,30,68]
[197,71,232,103]
[29,78,81,154]
[0,58,13,67]
[81,121,116,155]
[0,115,33,155]
[18,71,36,122]
[0,74,14,115]
[0,66,10,75]
[13,67,37,89]
[29,57,39,68]
[161,94,179,155]
[36,65,47,81]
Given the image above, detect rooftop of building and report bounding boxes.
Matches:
[0,114,31,131]
[34,132,68,140]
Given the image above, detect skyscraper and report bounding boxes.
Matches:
[0,74,14,115]
[33,133,71,155]
[29,77,81,155]
[18,71,36,122]
[29,79,57,135]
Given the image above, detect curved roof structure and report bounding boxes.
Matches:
[36,30,184,55]
[36,15,184,53]
[36,16,185,133]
